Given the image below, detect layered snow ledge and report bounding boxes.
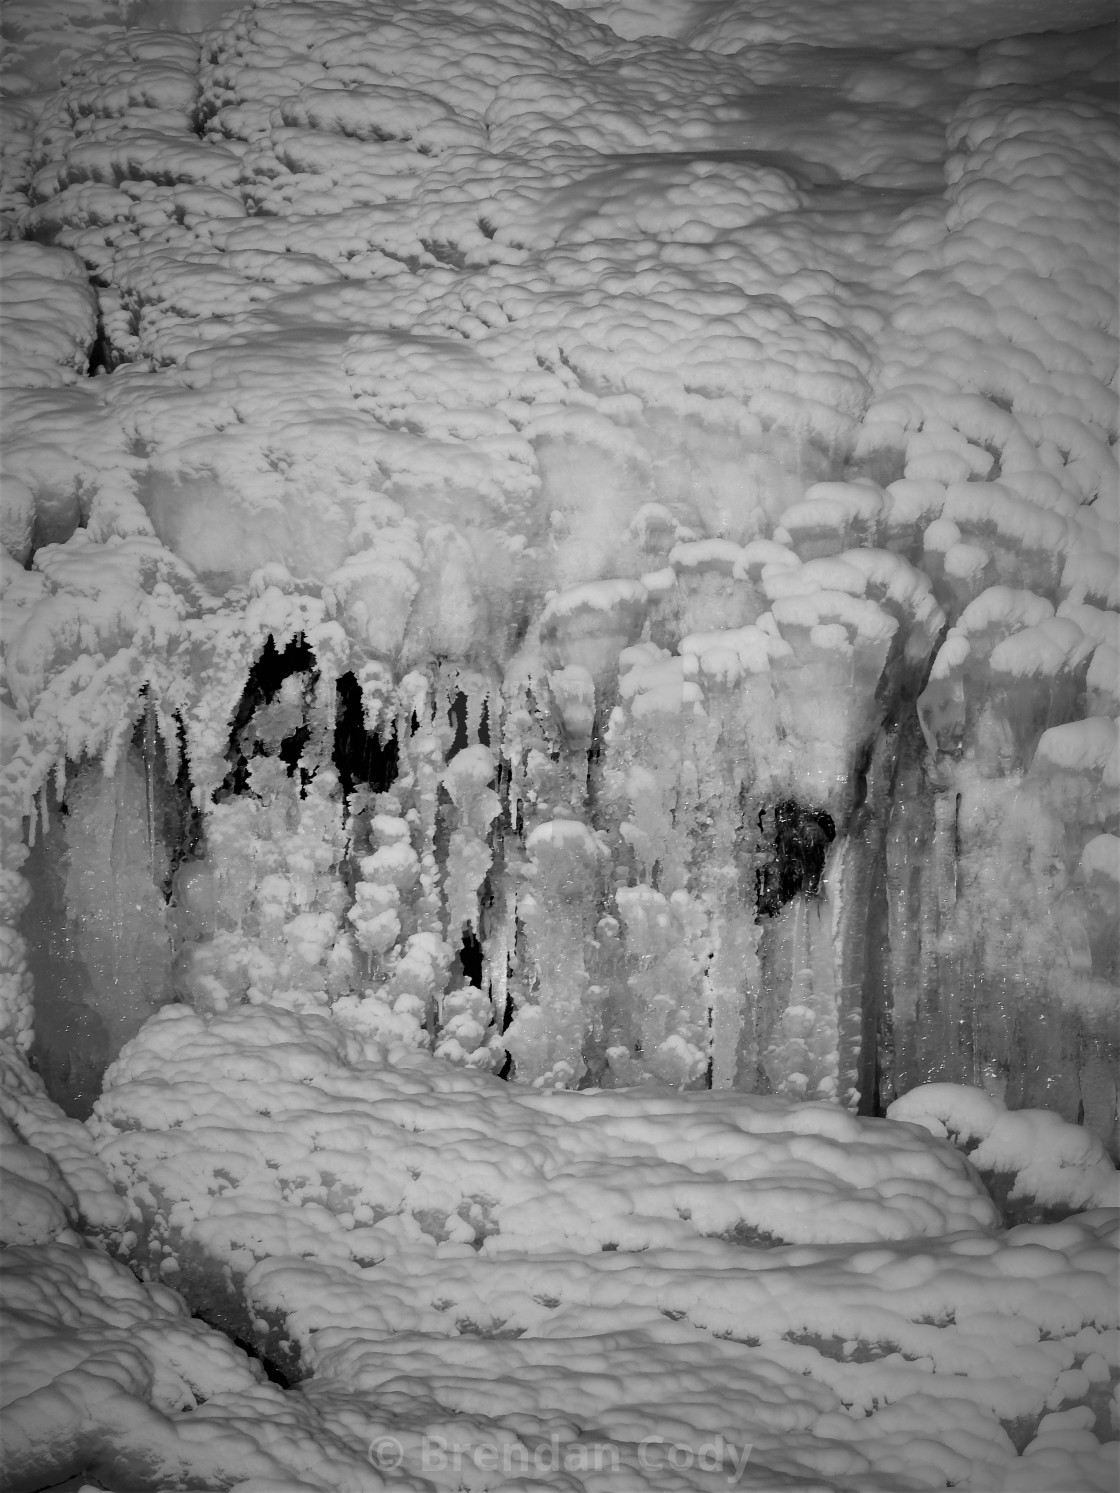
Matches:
[0,1002,1115,1493]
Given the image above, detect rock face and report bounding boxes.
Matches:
[0,0,1117,1153]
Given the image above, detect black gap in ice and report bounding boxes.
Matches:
[140,703,200,902]
[448,688,470,756]
[859,847,891,1118]
[190,1311,295,1390]
[754,801,836,920]
[457,926,483,988]
[86,322,112,377]
[444,687,492,756]
[497,982,516,1080]
[217,634,318,798]
[333,670,398,795]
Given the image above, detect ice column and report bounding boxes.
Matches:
[24,730,174,1114]
[505,818,607,1087]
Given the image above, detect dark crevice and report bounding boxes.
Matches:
[419,238,468,268]
[458,926,483,987]
[497,983,515,1079]
[754,801,836,920]
[215,634,318,800]
[848,739,874,823]
[190,1312,294,1389]
[86,275,120,375]
[133,700,199,902]
[87,325,112,377]
[447,688,471,757]
[858,846,890,1117]
[333,670,399,795]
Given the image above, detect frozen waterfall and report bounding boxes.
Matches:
[1,3,1118,1491]
[0,0,1116,1158]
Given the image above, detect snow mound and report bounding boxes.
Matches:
[0,1234,390,1492]
[71,1003,1119,1490]
[889,1084,1120,1220]
[0,1051,398,1491]
[93,1005,998,1264]
[570,0,1115,50]
[0,1037,125,1233]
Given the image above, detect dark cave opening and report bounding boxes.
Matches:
[190,1313,295,1390]
[86,325,112,378]
[456,926,484,988]
[216,634,320,799]
[754,800,837,921]
[333,670,399,795]
[219,646,404,802]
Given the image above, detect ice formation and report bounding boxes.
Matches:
[0,0,1117,1487]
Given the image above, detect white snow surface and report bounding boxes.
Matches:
[68,1001,1117,1491]
[889,1084,1120,1213]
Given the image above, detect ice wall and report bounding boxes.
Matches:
[20,713,184,1116]
[0,0,1116,1150]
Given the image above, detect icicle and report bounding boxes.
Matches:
[442,745,499,937]
[305,670,338,772]
[110,755,130,885]
[708,911,758,1090]
[358,659,395,738]
[481,832,515,1057]
[25,786,37,849]
[143,699,159,881]
[613,884,707,1086]
[884,757,932,1102]
[933,785,964,1083]
[828,834,869,1110]
[770,896,814,1100]
[809,882,840,1101]
[506,818,607,1086]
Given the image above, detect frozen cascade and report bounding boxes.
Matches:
[10,548,1116,1137]
[0,0,1116,1163]
[1,5,1119,1490]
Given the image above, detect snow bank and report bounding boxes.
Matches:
[83,1002,1120,1492]
[889,1084,1119,1218]
[607,0,1116,50]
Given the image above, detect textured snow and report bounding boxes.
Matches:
[78,1003,1115,1491]
[889,1084,1120,1213]
[564,0,1115,50]
[0,0,1117,1488]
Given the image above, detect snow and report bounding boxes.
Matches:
[889,1084,1120,1213]
[570,0,1116,49]
[0,0,1117,1487]
[69,1001,1114,1490]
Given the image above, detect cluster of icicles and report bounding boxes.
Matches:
[25,529,914,1116]
[20,506,1117,1155]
